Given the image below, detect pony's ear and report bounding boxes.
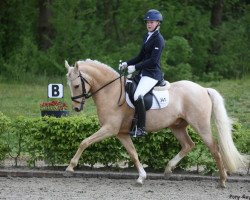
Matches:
[73,62,79,73]
[65,60,70,70]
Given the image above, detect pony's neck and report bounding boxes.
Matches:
[78,60,118,85]
[78,60,120,97]
[78,60,123,121]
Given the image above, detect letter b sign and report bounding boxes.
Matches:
[48,84,64,98]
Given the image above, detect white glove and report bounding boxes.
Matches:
[127,65,135,74]
[119,62,128,70]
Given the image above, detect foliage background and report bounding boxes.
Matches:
[0,1,249,172]
[0,0,250,81]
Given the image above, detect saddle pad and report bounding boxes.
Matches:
[126,87,170,110]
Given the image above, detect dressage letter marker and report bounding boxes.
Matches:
[48,84,64,98]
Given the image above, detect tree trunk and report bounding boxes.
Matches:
[103,0,113,39]
[38,0,53,50]
[206,0,224,74]
[210,0,224,27]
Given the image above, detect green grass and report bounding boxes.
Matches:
[0,77,96,118]
[201,76,250,129]
[0,75,249,130]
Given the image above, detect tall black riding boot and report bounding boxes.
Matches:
[129,95,147,137]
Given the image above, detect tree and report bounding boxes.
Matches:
[0,0,249,79]
[211,0,224,27]
[205,0,224,75]
[38,0,54,50]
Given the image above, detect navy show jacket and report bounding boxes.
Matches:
[126,30,165,81]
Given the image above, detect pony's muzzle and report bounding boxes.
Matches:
[74,107,81,112]
[72,98,85,112]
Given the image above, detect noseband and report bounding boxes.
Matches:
[71,71,124,110]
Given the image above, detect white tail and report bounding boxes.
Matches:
[207,88,249,172]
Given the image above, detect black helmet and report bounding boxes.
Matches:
[144,9,163,22]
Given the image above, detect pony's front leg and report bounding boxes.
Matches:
[117,133,146,185]
[66,126,114,172]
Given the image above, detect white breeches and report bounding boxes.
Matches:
[134,76,158,101]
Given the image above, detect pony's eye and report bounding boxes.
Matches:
[74,85,80,89]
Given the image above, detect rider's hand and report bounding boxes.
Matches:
[119,62,128,70]
[127,65,135,74]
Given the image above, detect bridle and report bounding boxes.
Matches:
[70,71,125,111]
[70,72,91,111]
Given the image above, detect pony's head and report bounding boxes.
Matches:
[65,60,91,112]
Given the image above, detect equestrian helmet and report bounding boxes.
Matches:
[144,9,163,22]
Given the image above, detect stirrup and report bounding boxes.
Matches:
[129,127,147,137]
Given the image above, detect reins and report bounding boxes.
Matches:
[117,70,127,106]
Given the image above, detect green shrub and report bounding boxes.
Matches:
[165,63,193,81]
[0,112,11,161]
[0,112,11,135]
[163,36,193,81]
[165,36,193,66]
[232,122,250,155]
[0,113,247,173]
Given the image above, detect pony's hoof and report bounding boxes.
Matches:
[164,167,173,176]
[135,181,143,187]
[217,182,226,188]
[135,177,145,186]
[66,166,74,172]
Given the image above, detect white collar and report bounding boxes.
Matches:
[145,30,156,43]
[148,27,159,35]
[148,31,154,36]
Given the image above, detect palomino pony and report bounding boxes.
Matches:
[64,59,248,187]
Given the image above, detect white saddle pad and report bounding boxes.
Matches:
[125,81,170,110]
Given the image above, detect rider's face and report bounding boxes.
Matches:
[146,20,159,32]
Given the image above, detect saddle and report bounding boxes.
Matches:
[125,75,169,111]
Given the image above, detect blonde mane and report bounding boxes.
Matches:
[77,59,119,77]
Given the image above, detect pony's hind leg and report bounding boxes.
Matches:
[165,124,195,174]
[193,124,227,188]
[116,133,146,185]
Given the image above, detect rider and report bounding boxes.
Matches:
[119,9,165,137]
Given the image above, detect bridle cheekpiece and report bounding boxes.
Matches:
[70,72,91,110]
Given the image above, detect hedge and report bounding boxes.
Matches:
[0,112,248,173]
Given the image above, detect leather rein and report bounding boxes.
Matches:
[71,71,125,110]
